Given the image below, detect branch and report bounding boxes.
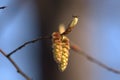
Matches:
[0,36,51,80]
[0,49,31,80]
[71,43,120,74]
[1,34,120,79]
[0,6,6,9]
[7,36,51,57]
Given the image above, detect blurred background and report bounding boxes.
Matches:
[0,0,120,80]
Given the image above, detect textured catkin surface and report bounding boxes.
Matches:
[52,32,70,72]
[52,17,78,72]
[52,32,63,63]
[59,35,70,72]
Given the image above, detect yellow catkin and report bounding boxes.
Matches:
[52,32,62,63]
[52,16,78,72]
[59,36,70,72]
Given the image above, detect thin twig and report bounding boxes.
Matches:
[7,36,51,57]
[0,6,6,9]
[1,34,120,79]
[71,43,120,74]
[0,49,31,80]
[0,36,51,80]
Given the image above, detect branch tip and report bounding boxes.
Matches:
[0,6,6,9]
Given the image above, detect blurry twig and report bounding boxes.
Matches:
[0,49,31,80]
[0,6,6,9]
[0,36,51,80]
[71,43,120,74]
[0,15,119,80]
[7,36,51,57]
[6,35,120,75]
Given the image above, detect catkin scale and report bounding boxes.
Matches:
[52,32,62,63]
[58,36,70,72]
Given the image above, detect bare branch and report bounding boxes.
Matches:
[1,34,120,80]
[0,49,31,80]
[71,43,120,74]
[0,36,51,80]
[7,36,51,57]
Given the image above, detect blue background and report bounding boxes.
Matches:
[0,0,42,80]
[0,0,120,80]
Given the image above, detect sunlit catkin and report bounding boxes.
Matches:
[52,16,78,72]
[59,36,70,72]
[52,32,62,63]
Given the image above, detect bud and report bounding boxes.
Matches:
[62,16,78,35]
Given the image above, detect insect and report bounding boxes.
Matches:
[52,16,78,72]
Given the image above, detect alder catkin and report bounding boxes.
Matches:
[52,32,62,63]
[52,32,70,71]
[59,36,70,72]
[52,16,78,72]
